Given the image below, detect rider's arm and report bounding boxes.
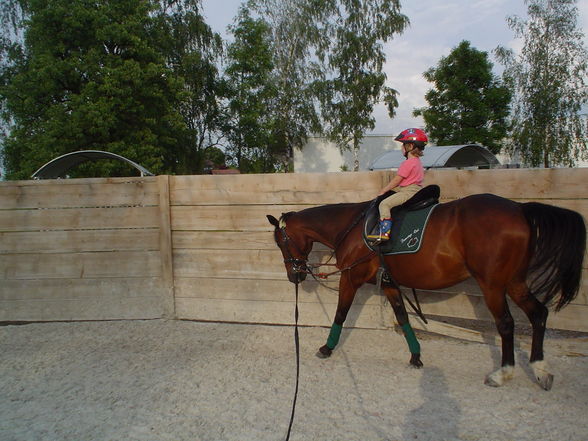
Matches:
[378,174,403,195]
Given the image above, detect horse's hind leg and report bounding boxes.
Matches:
[383,286,423,368]
[480,283,516,387]
[317,270,360,358]
[507,279,553,390]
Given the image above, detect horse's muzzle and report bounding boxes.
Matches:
[288,271,307,283]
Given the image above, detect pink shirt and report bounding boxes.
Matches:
[397,156,424,186]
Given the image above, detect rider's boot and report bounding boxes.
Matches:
[367,218,392,242]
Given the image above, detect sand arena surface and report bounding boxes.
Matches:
[1,320,587,441]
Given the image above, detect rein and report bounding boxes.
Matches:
[306,251,376,290]
[279,207,369,440]
[285,281,300,441]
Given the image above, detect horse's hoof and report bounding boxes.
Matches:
[484,366,514,387]
[484,376,501,387]
[538,373,554,391]
[316,345,332,358]
[531,360,553,391]
[409,354,423,368]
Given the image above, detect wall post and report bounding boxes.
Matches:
[157,175,176,318]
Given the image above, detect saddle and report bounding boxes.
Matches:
[363,185,440,255]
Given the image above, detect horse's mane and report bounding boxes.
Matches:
[282,200,371,222]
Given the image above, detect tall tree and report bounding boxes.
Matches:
[224,8,278,173]
[495,0,588,167]
[246,0,327,172]
[317,0,408,171]
[0,0,223,179]
[153,0,224,174]
[248,0,408,171]
[413,40,511,153]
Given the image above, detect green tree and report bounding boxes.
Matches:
[247,0,324,172]
[413,40,511,153]
[153,0,225,174]
[248,0,408,171]
[224,8,278,173]
[0,0,223,179]
[317,0,408,171]
[495,0,588,167]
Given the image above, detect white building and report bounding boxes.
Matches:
[294,135,397,172]
[295,135,503,172]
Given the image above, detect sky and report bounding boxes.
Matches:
[201,0,588,137]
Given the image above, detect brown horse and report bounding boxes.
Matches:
[267,192,586,390]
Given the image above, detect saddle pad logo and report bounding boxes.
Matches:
[401,229,421,248]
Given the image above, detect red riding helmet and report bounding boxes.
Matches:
[395,128,428,149]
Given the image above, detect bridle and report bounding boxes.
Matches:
[277,219,375,441]
[276,206,377,285]
[277,225,311,277]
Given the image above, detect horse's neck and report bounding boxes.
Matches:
[299,202,368,249]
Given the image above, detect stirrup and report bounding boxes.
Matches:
[367,218,392,243]
[366,233,383,241]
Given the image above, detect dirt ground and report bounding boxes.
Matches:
[1,319,587,441]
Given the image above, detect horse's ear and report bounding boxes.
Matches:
[267,215,280,227]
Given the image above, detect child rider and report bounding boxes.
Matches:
[367,128,428,242]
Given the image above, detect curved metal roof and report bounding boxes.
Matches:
[369,144,500,170]
[31,150,154,179]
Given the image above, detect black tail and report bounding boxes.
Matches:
[522,202,586,311]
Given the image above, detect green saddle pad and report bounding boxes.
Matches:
[381,204,437,255]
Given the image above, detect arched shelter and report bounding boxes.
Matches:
[31,150,154,179]
[369,144,500,170]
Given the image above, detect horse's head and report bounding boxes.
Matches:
[267,213,311,283]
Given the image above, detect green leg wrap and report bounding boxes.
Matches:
[402,322,420,354]
[326,322,343,350]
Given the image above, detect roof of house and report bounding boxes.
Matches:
[31,150,154,179]
[369,144,500,170]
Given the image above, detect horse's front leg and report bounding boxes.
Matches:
[317,270,359,358]
[384,286,423,368]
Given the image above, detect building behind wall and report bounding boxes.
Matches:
[295,135,588,173]
[295,135,506,172]
[294,135,399,173]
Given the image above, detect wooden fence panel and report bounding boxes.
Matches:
[0,206,159,232]
[1,169,586,332]
[427,168,587,200]
[170,171,385,206]
[0,177,159,209]
[0,278,164,321]
[171,168,588,332]
[0,230,160,254]
[0,177,168,322]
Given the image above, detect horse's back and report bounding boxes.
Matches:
[452,193,528,233]
[390,193,530,288]
[450,193,531,279]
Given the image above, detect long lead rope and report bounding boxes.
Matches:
[282,201,374,440]
[285,281,300,441]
